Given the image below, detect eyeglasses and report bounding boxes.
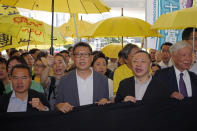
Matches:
[73,52,91,58]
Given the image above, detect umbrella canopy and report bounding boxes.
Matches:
[0,0,110,13]
[59,18,92,38]
[0,14,65,43]
[82,16,161,38]
[152,7,197,30]
[101,43,124,58]
[0,0,110,54]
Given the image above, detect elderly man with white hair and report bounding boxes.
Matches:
[154,41,197,100]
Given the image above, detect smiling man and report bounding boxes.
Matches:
[56,42,109,113]
[115,51,170,103]
[155,41,197,100]
[0,64,49,112]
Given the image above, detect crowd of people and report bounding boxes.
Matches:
[0,27,197,113]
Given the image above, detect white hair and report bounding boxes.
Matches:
[169,41,192,54]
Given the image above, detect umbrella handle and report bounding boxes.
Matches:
[27,29,32,51]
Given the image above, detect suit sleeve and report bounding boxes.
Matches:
[39,93,50,110]
[56,76,65,104]
[115,80,125,103]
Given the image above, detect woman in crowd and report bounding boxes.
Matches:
[40,53,67,110]
[92,52,114,101]
[32,58,47,83]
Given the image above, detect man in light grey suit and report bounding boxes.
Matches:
[56,42,109,113]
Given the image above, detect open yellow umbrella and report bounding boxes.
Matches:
[0,0,110,54]
[152,7,197,30]
[0,0,110,13]
[83,16,161,38]
[59,18,92,38]
[0,14,65,44]
[152,7,197,52]
[101,43,124,58]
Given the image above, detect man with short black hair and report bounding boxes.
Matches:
[0,64,49,112]
[158,42,173,68]
[56,42,109,113]
[113,44,139,95]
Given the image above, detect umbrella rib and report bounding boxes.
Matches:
[13,0,20,6]
[67,0,72,14]
[80,0,88,14]
[31,1,37,10]
[92,3,102,14]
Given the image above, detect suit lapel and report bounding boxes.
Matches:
[130,77,135,97]
[3,92,12,112]
[169,66,179,92]
[73,70,80,106]
[143,79,153,99]
[188,71,197,96]
[27,89,35,112]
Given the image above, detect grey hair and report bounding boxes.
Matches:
[121,43,139,59]
[169,41,192,54]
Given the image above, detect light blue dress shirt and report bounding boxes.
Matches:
[7,91,28,112]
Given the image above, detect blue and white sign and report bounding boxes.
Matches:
[146,0,191,50]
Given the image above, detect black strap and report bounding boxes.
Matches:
[48,76,56,101]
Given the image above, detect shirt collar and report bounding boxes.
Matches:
[76,67,93,80]
[174,66,187,78]
[134,73,152,85]
[10,90,28,102]
[10,90,17,98]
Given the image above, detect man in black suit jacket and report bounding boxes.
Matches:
[115,51,170,103]
[0,64,49,113]
[154,41,197,100]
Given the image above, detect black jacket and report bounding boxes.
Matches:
[115,76,170,102]
[0,89,50,113]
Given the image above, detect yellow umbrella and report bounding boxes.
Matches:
[0,0,110,13]
[16,44,53,50]
[59,18,92,38]
[0,36,65,51]
[101,43,124,58]
[0,0,110,54]
[152,7,197,30]
[83,16,161,38]
[0,14,65,43]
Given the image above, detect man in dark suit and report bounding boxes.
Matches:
[0,64,49,112]
[115,51,170,103]
[155,41,197,100]
[56,42,109,113]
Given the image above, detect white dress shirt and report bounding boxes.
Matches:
[174,66,192,97]
[76,68,93,106]
[158,59,173,69]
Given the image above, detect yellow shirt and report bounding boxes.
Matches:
[113,64,134,95]
[34,76,40,83]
